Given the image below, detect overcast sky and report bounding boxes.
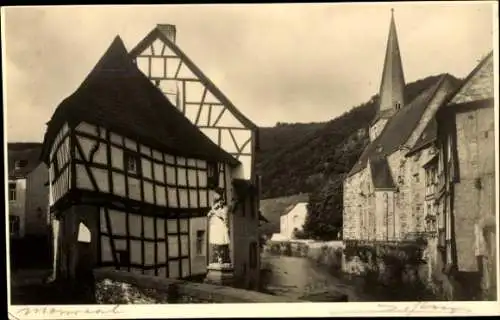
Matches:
[2,2,495,142]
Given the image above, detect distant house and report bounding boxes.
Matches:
[259,193,309,238]
[42,28,261,289]
[271,202,308,241]
[7,143,49,239]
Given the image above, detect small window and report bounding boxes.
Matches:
[207,162,219,188]
[395,102,401,110]
[15,160,28,170]
[124,152,140,174]
[196,230,205,256]
[116,250,130,268]
[9,182,16,201]
[9,215,20,236]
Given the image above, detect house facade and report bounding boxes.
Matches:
[430,52,496,300]
[8,143,49,239]
[343,11,458,245]
[42,31,261,289]
[271,202,308,241]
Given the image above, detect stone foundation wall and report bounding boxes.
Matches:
[93,268,298,304]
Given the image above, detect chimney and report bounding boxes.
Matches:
[157,24,176,44]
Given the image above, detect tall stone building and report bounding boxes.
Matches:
[343,11,458,242]
[430,52,495,300]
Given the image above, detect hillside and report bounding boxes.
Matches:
[256,74,462,240]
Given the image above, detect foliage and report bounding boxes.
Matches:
[256,74,461,241]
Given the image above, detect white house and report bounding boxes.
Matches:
[7,143,49,239]
[271,202,308,241]
[41,30,261,289]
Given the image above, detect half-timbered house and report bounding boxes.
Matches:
[129,24,262,288]
[42,33,261,288]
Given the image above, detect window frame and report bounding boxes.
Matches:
[207,161,219,188]
[195,230,205,256]
[124,151,141,175]
[8,182,16,202]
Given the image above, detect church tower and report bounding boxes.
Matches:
[369,9,406,141]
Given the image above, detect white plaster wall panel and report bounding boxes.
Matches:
[198,171,207,188]
[112,173,126,198]
[167,219,178,233]
[76,121,96,135]
[128,177,141,201]
[177,168,187,186]
[169,260,179,278]
[109,209,126,236]
[114,239,127,251]
[143,181,155,204]
[180,235,189,256]
[110,132,123,146]
[167,188,178,207]
[144,269,155,276]
[110,146,124,170]
[142,158,152,179]
[101,235,113,262]
[180,219,189,233]
[130,240,142,265]
[165,154,175,165]
[181,259,190,278]
[189,190,198,207]
[154,163,164,183]
[179,189,189,208]
[152,150,162,161]
[124,138,137,151]
[166,166,176,184]
[144,242,155,265]
[129,214,142,237]
[76,164,94,191]
[199,190,208,207]
[187,169,197,187]
[158,267,167,278]
[157,242,167,264]
[168,236,179,258]
[143,216,154,238]
[156,219,165,239]
[156,185,167,206]
[93,167,109,193]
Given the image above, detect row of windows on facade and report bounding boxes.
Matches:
[51,151,221,188]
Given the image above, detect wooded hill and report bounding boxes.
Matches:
[256,74,461,240]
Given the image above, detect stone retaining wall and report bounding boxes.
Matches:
[94,268,301,304]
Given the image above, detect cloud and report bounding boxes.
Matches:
[2,3,495,142]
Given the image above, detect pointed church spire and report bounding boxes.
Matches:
[378,9,406,116]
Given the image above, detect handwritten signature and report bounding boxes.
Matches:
[328,302,471,315]
[9,305,121,319]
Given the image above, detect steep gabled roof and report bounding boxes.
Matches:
[406,117,437,157]
[349,74,454,176]
[378,9,406,115]
[8,143,43,179]
[369,156,396,190]
[129,24,258,131]
[441,51,494,109]
[41,36,238,166]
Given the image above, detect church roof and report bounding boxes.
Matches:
[369,156,396,190]
[377,9,406,116]
[349,74,454,177]
[41,36,238,166]
[406,117,437,157]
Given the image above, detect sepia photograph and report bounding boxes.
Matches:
[2,2,499,318]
